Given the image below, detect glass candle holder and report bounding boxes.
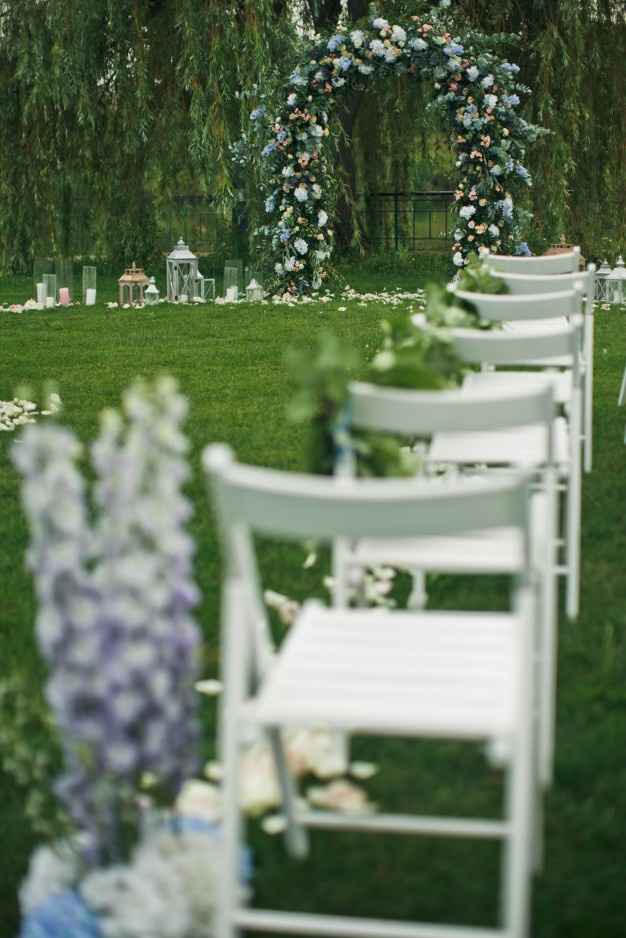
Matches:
[33,258,54,299]
[43,273,57,308]
[224,266,240,301]
[224,259,244,293]
[203,278,216,301]
[82,266,97,305]
[55,258,74,302]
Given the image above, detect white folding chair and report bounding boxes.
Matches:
[341,380,558,788]
[485,248,581,276]
[480,267,596,473]
[437,325,582,622]
[205,444,539,938]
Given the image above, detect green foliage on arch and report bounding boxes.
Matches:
[252,7,546,295]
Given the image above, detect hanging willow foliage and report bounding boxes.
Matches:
[0,0,623,270]
[0,0,295,271]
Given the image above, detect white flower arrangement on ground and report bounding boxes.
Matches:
[0,393,61,431]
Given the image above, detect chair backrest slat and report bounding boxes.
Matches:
[205,445,531,543]
[454,287,581,322]
[349,381,555,436]
[449,324,580,376]
[493,268,595,302]
[485,248,580,275]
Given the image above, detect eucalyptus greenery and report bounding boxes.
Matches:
[286,310,465,477]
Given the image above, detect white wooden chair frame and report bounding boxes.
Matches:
[343,381,558,788]
[485,248,581,277]
[470,268,595,473]
[205,445,539,938]
[446,324,583,622]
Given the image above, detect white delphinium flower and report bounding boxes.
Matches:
[82,852,191,938]
[19,842,81,915]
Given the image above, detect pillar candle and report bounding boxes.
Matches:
[59,287,70,306]
[226,286,238,302]
[46,297,55,308]
[36,282,46,306]
[85,288,96,306]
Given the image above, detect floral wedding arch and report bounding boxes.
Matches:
[252,7,544,295]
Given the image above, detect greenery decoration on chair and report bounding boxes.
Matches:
[286,313,465,477]
[251,6,545,295]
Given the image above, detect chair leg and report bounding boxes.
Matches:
[217,723,244,938]
[407,569,428,610]
[539,487,558,788]
[268,727,310,859]
[618,364,626,407]
[565,472,581,621]
[583,365,593,472]
[501,726,534,937]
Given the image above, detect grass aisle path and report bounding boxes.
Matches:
[1,273,625,935]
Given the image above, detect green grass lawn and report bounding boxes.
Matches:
[1,270,625,936]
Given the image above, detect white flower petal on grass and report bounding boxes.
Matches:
[203,760,224,782]
[176,780,222,822]
[350,761,379,780]
[194,679,223,696]
[306,779,376,814]
[261,814,287,835]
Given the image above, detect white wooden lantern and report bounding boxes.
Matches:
[166,238,198,302]
[246,279,264,302]
[145,277,160,305]
[607,256,626,305]
[594,259,612,301]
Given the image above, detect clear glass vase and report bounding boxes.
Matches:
[82,266,97,305]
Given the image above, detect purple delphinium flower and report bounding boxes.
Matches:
[12,377,202,868]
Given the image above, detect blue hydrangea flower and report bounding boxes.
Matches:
[279,229,291,243]
[338,56,352,71]
[327,35,344,52]
[289,69,308,87]
[443,43,464,56]
[501,62,521,74]
[261,142,277,158]
[515,164,531,182]
[504,94,520,107]
[21,890,102,938]
[515,241,532,256]
[250,107,266,121]
[497,197,514,221]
